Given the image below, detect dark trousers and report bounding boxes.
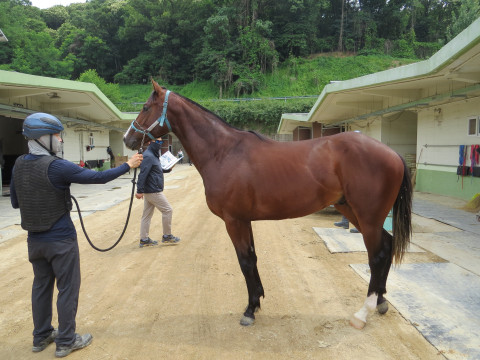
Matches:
[28,237,81,347]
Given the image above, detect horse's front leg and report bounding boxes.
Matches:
[224,218,264,326]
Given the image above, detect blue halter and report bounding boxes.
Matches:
[130,90,172,140]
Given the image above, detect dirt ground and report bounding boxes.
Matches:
[0,165,445,360]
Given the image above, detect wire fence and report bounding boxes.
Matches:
[117,95,319,111]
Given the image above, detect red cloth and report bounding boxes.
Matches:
[471,145,479,166]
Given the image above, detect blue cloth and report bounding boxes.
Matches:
[136,141,168,194]
[459,145,465,165]
[11,154,130,242]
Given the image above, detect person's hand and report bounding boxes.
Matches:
[127,153,143,168]
[135,193,144,199]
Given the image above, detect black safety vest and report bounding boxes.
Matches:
[13,155,71,232]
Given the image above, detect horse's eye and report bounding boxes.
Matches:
[143,105,149,112]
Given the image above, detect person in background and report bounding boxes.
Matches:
[334,215,360,233]
[136,138,180,247]
[10,113,143,358]
[177,149,184,164]
[106,146,115,167]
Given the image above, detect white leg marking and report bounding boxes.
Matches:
[351,293,378,328]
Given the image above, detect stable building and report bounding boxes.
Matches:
[278,17,480,201]
[0,71,135,193]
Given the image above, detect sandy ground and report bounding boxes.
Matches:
[0,165,445,360]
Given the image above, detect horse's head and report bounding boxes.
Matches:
[124,79,172,150]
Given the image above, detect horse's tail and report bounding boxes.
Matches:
[392,156,413,265]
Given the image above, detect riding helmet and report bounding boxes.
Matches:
[22,113,64,139]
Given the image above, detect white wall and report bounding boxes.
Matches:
[350,118,382,140]
[417,98,480,172]
[62,128,80,161]
[109,131,136,157]
[381,111,417,159]
[62,129,112,163]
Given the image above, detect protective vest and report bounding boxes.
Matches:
[13,155,72,232]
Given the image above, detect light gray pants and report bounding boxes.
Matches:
[140,192,173,240]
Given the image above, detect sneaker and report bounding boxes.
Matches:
[139,237,158,248]
[162,234,180,244]
[350,228,360,233]
[55,333,92,358]
[32,328,58,352]
[334,220,349,229]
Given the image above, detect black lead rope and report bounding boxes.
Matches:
[71,142,144,252]
[71,166,139,252]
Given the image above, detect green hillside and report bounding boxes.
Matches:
[117,54,417,134]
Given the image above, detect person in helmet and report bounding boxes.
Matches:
[10,113,143,358]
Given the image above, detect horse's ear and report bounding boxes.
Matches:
[151,78,162,94]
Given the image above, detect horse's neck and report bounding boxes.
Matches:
[170,100,239,170]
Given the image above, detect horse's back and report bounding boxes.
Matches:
[205,131,403,221]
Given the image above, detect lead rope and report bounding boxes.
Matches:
[72,147,144,252]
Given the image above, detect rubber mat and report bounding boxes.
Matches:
[351,262,480,360]
[313,227,424,253]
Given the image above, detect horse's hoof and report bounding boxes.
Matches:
[240,315,255,326]
[349,315,366,330]
[377,301,389,315]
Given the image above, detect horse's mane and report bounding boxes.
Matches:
[247,130,269,141]
[174,92,269,142]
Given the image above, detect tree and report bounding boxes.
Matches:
[195,9,236,96]
[41,5,69,30]
[78,69,121,103]
[10,31,73,78]
[119,0,210,84]
[446,0,480,41]
[338,0,345,52]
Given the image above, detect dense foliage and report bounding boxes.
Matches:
[117,54,417,133]
[1,0,479,99]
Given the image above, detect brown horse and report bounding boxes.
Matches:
[124,80,412,329]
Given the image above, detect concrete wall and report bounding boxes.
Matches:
[350,118,382,140]
[63,129,111,164]
[417,99,480,168]
[415,98,480,200]
[381,111,417,159]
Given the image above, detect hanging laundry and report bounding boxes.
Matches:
[458,145,469,188]
[472,145,480,177]
[472,144,479,165]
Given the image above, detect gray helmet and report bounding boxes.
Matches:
[22,113,64,139]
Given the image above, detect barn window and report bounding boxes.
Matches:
[467,117,478,136]
[89,132,94,146]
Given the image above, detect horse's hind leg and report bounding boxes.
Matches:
[224,218,265,326]
[375,229,393,314]
[350,227,393,329]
